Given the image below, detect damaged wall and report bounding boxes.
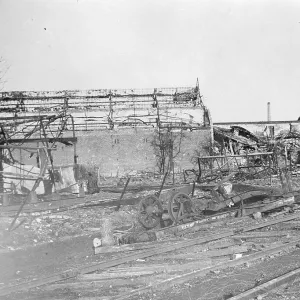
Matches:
[9,128,211,178]
[0,85,210,131]
[1,83,212,177]
[76,128,211,177]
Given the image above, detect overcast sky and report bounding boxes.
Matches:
[0,0,299,122]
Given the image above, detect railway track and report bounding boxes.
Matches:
[2,210,300,300]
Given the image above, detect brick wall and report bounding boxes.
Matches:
[75,128,211,177]
[10,128,211,177]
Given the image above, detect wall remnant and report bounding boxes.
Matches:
[0,80,212,177]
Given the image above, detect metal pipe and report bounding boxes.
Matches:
[267,102,271,122]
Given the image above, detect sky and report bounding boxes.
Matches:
[0,0,299,122]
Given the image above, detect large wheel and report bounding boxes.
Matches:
[167,192,194,224]
[138,195,163,229]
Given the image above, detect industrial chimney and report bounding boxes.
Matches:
[267,102,271,121]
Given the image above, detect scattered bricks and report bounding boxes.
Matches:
[218,182,233,196]
[231,253,243,260]
[253,212,262,220]
[93,238,102,248]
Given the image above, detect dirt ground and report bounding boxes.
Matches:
[1,174,300,299]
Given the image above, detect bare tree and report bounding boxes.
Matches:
[151,126,185,174]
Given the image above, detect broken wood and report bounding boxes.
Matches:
[157,172,168,198]
[78,269,157,279]
[152,245,249,260]
[115,177,131,211]
[41,277,149,290]
[156,210,238,238]
[244,195,295,216]
[78,260,212,280]
[1,212,300,296]
[113,238,300,300]
[203,245,249,257]
[111,260,212,274]
[234,231,290,239]
[197,152,274,160]
[229,267,300,300]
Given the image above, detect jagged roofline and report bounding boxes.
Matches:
[0,80,201,97]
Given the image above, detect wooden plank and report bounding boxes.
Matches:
[113,239,300,300]
[81,231,234,274]
[234,231,290,239]
[78,270,156,279]
[112,260,212,273]
[2,137,77,144]
[41,277,154,291]
[0,171,38,180]
[0,145,54,150]
[0,231,234,296]
[78,260,212,280]
[239,212,300,233]
[203,245,249,257]
[1,212,300,296]
[197,152,273,159]
[151,245,249,260]
[157,210,238,237]
[229,267,300,300]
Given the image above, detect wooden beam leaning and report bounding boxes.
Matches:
[1,212,300,297]
[0,137,77,144]
[229,267,300,300]
[196,152,274,160]
[0,145,55,151]
[114,239,300,300]
[0,231,235,296]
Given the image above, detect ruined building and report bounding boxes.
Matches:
[0,80,212,177]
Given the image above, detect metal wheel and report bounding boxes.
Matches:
[138,195,163,229]
[168,192,194,224]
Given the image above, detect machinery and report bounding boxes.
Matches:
[137,184,196,229]
[136,173,294,230]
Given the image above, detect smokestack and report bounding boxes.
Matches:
[267,102,271,121]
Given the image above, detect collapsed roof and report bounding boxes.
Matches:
[213,126,258,147]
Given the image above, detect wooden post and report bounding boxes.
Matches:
[284,146,288,169]
[115,177,131,211]
[197,157,202,182]
[71,116,78,181]
[36,142,40,168]
[268,154,272,186]
[192,181,196,197]
[157,172,168,198]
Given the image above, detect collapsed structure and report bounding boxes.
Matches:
[1,79,300,217]
[0,80,212,200]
